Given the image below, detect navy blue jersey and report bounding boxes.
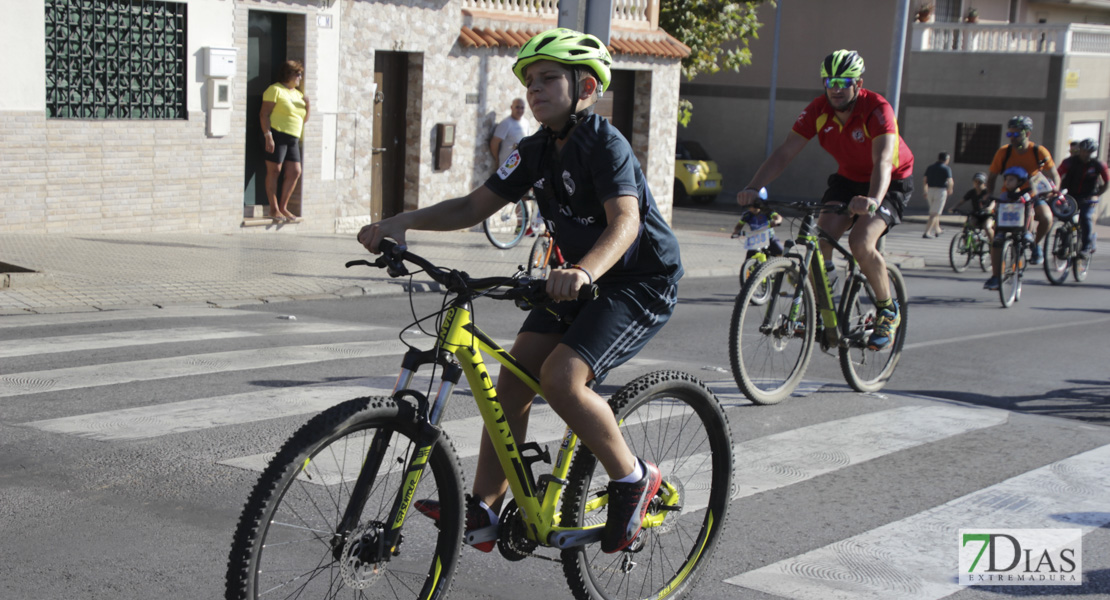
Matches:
[739,210,777,232]
[484,113,683,285]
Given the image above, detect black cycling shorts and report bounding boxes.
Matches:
[263,129,301,164]
[821,173,912,230]
[519,279,677,384]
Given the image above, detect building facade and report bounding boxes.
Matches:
[1,0,688,234]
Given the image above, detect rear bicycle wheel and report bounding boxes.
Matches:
[729,257,816,405]
[838,265,908,393]
[948,230,973,272]
[1044,223,1070,285]
[999,239,1020,308]
[483,199,528,249]
[528,235,554,278]
[560,371,733,600]
[739,256,771,305]
[226,397,464,600]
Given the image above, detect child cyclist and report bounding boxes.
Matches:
[984,166,1034,290]
[949,171,995,241]
[357,29,683,554]
[731,203,785,258]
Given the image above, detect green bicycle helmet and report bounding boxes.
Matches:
[513,28,613,92]
[820,50,865,79]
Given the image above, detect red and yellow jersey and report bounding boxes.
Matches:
[791,88,914,182]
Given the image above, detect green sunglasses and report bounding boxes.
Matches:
[823,77,858,89]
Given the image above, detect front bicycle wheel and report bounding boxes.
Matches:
[483,199,529,249]
[226,397,464,600]
[1073,247,1091,282]
[1044,223,1070,285]
[729,257,816,405]
[948,230,973,272]
[560,371,733,600]
[528,235,554,278]
[739,256,771,305]
[977,231,991,271]
[838,265,909,393]
[999,239,1020,307]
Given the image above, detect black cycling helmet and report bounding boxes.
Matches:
[820,50,865,79]
[1078,138,1098,152]
[1007,115,1033,132]
[973,172,987,183]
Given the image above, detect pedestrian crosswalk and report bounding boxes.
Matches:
[3,305,1108,598]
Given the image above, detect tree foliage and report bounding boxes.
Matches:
[659,0,771,125]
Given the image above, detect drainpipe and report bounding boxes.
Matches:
[887,0,910,117]
[764,0,782,160]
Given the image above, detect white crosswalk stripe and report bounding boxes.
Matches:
[726,443,1110,599]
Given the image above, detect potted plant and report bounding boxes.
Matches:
[965,7,979,23]
[916,2,934,22]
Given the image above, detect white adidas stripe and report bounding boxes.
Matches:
[0,341,401,398]
[0,322,381,358]
[726,443,1110,600]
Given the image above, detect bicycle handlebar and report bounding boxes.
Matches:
[346,238,598,305]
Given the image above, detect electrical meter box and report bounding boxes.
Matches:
[203,47,238,78]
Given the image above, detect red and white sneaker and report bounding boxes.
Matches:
[413,495,498,553]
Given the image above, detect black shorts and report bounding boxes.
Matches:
[519,279,678,383]
[821,173,912,230]
[263,129,301,164]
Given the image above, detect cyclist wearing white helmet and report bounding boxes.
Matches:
[737,49,914,352]
[986,115,1060,265]
[359,28,682,555]
[1057,138,1109,258]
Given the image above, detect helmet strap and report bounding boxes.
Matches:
[550,66,592,140]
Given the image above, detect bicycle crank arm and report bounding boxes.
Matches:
[549,525,604,549]
[465,524,498,545]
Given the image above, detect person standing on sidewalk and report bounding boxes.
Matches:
[922,152,953,238]
[359,28,683,554]
[1057,138,1109,259]
[736,49,913,351]
[490,98,530,167]
[986,115,1058,264]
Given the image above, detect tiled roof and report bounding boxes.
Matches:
[458,26,691,59]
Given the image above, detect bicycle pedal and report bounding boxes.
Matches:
[466,523,499,545]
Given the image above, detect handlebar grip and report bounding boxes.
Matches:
[378,238,400,255]
[579,284,599,301]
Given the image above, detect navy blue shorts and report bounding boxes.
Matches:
[821,173,912,230]
[520,279,678,383]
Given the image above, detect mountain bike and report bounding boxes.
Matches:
[1042,193,1090,284]
[526,228,565,278]
[728,193,908,405]
[947,210,991,273]
[226,240,734,600]
[994,197,1035,308]
[482,197,530,249]
[733,225,775,305]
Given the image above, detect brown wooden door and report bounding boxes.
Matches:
[371,52,408,221]
[595,69,635,141]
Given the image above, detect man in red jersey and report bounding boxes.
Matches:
[737,49,913,351]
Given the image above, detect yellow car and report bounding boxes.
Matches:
[674,140,724,204]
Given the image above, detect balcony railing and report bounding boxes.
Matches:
[461,0,658,30]
[912,22,1110,55]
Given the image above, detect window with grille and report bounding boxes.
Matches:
[45,0,187,119]
[954,123,1002,165]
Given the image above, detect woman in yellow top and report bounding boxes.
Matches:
[260,60,310,223]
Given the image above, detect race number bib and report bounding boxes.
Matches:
[745,226,772,250]
[997,202,1025,228]
[1029,172,1055,195]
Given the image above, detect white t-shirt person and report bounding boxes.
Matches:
[490,99,530,167]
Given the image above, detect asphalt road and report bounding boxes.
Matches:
[1,231,1109,599]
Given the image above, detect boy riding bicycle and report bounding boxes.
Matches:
[732,203,785,257]
[950,171,995,241]
[983,166,1035,290]
[357,28,683,554]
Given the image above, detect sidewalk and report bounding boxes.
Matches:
[0,215,1102,314]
